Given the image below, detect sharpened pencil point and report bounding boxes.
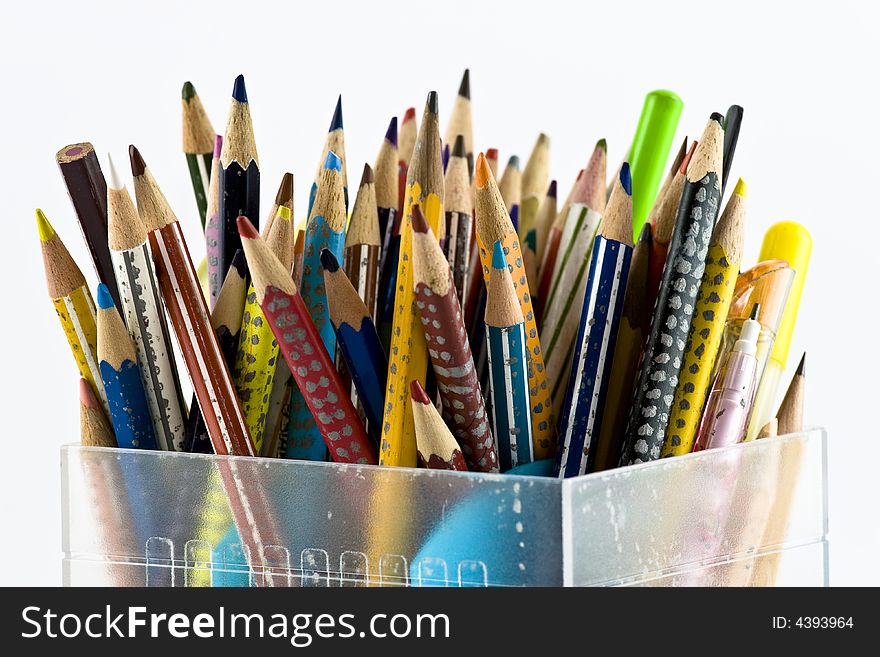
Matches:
[403,107,416,123]
[79,377,101,409]
[106,153,124,190]
[510,204,520,230]
[320,248,340,272]
[237,215,259,239]
[385,116,398,147]
[275,172,294,205]
[230,249,247,278]
[128,145,146,176]
[548,180,557,197]
[232,74,248,102]
[35,208,55,242]
[426,91,439,114]
[410,379,432,405]
[330,95,343,131]
[710,111,724,125]
[360,163,374,186]
[213,134,223,158]
[324,150,343,172]
[411,204,429,234]
[96,283,115,310]
[452,134,466,158]
[492,240,506,269]
[733,177,748,197]
[458,69,470,99]
[475,152,490,188]
[507,155,520,170]
[597,138,607,152]
[620,162,632,196]
[486,148,499,161]
[796,352,806,376]
[637,221,653,246]
[182,81,196,101]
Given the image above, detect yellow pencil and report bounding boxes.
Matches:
[519,133,550,240]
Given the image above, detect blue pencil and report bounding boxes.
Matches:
[555,163,634,478]
[95,283,157,450]
[308,95,348,216]
[485,240,533,472]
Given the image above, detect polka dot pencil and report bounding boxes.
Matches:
[181,81,216,226]
[519,133,550,242]
[237,216,377,465]
[620,114,724,465]
[375,117,400,279]
[443,135,473,309]
[663,179,747,456]
[79,378,116,448]
[107,155,187,452]
[130,145,254,457]
[475,152,554,458]
[36,209,108,416]
[410,380,468,472]
[204,135,224,308]
[96,283,157,450]
[556,163,634,478]
[309,95,348,215]
[412,204,498,473]
[285,151,346,461]
[444,69,473,178]
[485,239,533,471]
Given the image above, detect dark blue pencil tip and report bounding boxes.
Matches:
[320,248,340,272]
[709,111,724,125]
[548,180,557,197]
[96,283,115,310]
[492,240,506,269]
[508,155,520,169]
[232,74,247,102]
[324,150,343,172]
[230,249,247,278]
[620,162,632,196]
[509,204,520,231]
[329,95,343,131]
[385,116,398,147]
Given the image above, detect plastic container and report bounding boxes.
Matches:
[61,428,828,587]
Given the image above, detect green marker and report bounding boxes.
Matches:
[628,90,683,239]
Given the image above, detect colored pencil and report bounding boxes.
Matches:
[96,283,157,450]
[646,137,687,228]
[519,133,550,241]
[485,148,499,180]
[286,150,347,461]
[536,167,583,294]
[412,204,498,473]
[398,106,418,216]
[107,155,187,452]
[185,250,247,454]
[722,105,743,194]
[475,152,554,458]
[444,134,473,309]
[204,135,224,308]
[310,95,348,214]
[663,179,747,456]
[556,163,634,477]
[620,114,724,465]
[532,179,557,273]
[540,140,607,408]
[130,145,254,457]
[375,117,400,276]
[218,74,260,281]
[485,240,533,471]
[592,222,653,471]
[411,380,468,472]
[56,142,120,307]
[777,353,805,436]
[237,217,377,464]
[498,155,521,213]
[292,229,305,284]
[380,92,444,468]
[79,378,116,448]
[345,164,381,319]
[261,172,295,247]
[322,249,386,449]
[181,81,215,225]
[233,205,292,454]
[36,208,107,415]
[444,69,473,177]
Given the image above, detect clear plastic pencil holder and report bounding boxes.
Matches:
[61,429,828,587]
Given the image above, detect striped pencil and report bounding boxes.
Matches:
[486,240,533,471]
[412,204,498,473]
[375,117,399,276]
[398,107,417,216]
[181,81,215,225]
[380,91,444,467]
[36,209,107,415]
[498,155,521,214]
[536,167,583,311]
[322,249,386,449]
[310,95,348,214]
[238,217,377,464]
[56,142,120,308]
[663,179,747,456]
[444,69,473,177]
[443,135,473,308]
[531,179,557,278]
[218,74,260,281]
[130,145,254,457]
[107,155,187,452]
[96,283,157,450]
[411,380,468,472]
[79,378,116,448]
[620,114,724,465]
[285,151,347,461]
[540,140,607,409]
[475,152,554,458]
[556,163,634,478]
[204,135,223,307]
[519,133,550,241]
[345,164,381,319]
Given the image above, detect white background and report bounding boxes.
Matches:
[1,0,877,585]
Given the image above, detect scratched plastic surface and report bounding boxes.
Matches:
[61,429,827,587]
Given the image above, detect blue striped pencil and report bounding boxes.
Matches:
[309,95,348,216]
[555,163,634,478]
[285,150,346,460]
[485,240,533,472]
[96,283,157,450]
[322,249,387,449]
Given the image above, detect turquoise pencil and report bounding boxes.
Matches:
[285,151,347,460]
[96,283,157,450]
[485,240,533,472]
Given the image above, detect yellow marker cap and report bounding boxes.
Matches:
[758,221,812,366]
[36,208,56,242]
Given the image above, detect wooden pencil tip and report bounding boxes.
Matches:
[230,249,247,278]
[213,134,223,158]
[105,152,124,190]
[275,172,294,205]
[486,148,498,160]
[181,81,196,101]
[79,378,100,409]
[329,95,344,131]
[619,162,632,196]
[237,215,259,239]
[410,379,432,405]
[679,140,699,175]
[411,204,429,234]
[96,283,115,310]
[458,69,470,99]
[452,134,466,158]
[733,177,748,197]
[128,144,146,176]
[360,162,374,186]
[709,111,724,125]
[796,352,806,376]
[548,179,557,197]
[385,116,398,147]
[596,138,607,152]
[403,107,416,123]
[324,150,343,172]
[319,248,340,272]
[475,152,490,188]
[35,208,55,242]
[492,239,506,269]
[426,91,439,114]
[232,74,248,102]
[507,155,520,170]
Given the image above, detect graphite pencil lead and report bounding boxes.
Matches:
[360,163,374,185]
[452,134,466,158]
[796,352,806,376]
[458,69,470,99]
[427,90,439,114]
[320,248,340,272]
[181,81,196,100]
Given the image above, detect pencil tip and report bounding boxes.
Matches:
[485,148,498,161]
[637,221,653,245]
[507,155,520,170]
[548,180,557,197]
[509,204,519,228]
[492,240,506,269]
[324,150,343,172]
[796,352,806,376]
[733,177,747,197]
[213,134,223,158]
[330,95,343,131]
[128,145,146,176]
[232,74,248,102]
[106,153,124,190]
[96,283,115,310]
[475,152,490,188]
[596,138,607,152]
[236,215,259,239]
[79,378,99,408]
[276,172,294,205]
[411,204,429,234]
[181,81,196,101]
[360,162,374,185]
[410,379,431,405]
[230,249,247,277]
[619,162,632,196]
[35,208,55,242]
[319,248,340,272]
[458,69,470,99]
[452,134,466,158]
[385,116,398,147]
[403,107,417,123]
[426,91,439,114]
[709,111,724,125]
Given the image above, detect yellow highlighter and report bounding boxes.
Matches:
[746,222,812,440]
